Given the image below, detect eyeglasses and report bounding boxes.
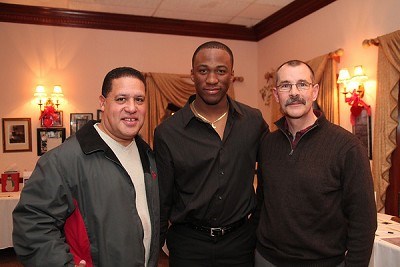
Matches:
[276,81,313,92]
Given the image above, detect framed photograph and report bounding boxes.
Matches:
[2,118,32,153]
[97,109,103,121]
[70,113,93,135]
[37,128,66,156]
[352,108,372,159]
[40,110,63,127]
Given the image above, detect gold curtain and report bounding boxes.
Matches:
[260,50,341,130]
[307,50,341,125]
[140,72,237,147]
[369,30,400,212]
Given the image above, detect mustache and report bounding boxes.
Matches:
[285,96,306,106]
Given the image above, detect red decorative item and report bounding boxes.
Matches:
[345,90,371,125]
[350,105,363,118]
[1,172,20,192]
[39,105,59,128]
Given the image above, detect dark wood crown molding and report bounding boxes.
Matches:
[0,0,336,41]
[253,0,336,39]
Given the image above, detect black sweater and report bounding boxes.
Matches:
[256,114,376,267]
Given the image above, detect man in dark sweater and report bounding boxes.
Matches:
[255,60,377,267]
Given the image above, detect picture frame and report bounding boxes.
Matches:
[96,109,103,122]
[70,113,93,136]
[2,118,32,153]
[40,110,63,127]
[352,108,372,159]
[37,128,66,156]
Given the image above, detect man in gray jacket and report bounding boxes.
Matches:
[13,67,159,266]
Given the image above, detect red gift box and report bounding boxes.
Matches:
[1,172,20,192]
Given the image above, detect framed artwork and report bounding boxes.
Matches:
[97,109,103,121]
[37,128,66,156]
[352,108,372,159]
[40,110,63,127]
[2,118,32,153]
[70,113,93,135]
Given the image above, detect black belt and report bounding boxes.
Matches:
[187,217,247,237]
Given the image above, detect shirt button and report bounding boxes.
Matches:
[218,196,222,200]
[220,171,224,175]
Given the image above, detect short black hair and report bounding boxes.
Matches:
[101,67,146,97]
[192,41,234,68]
[275,60,315,84]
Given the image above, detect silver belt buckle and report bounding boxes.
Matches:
[210,227,224,237]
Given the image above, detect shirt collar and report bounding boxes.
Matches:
[181,94,242,127]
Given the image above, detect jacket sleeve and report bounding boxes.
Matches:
[12,152,76,266]
[153,127,174,249]
[342,143,377,266]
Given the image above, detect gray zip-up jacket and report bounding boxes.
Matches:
[13,120,159,266]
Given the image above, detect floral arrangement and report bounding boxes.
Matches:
[39,105,59,128]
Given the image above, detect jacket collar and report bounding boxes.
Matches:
[76,120,152,173]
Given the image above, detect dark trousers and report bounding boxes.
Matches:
[166,220,256,267]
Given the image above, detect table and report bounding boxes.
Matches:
[369,213,400,266]
[0,191,20,249]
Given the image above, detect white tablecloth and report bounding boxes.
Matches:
[369,213,400,267]
[0,191,20,249]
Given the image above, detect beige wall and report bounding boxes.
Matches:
[1,0,399,174]
[0,23,258,173]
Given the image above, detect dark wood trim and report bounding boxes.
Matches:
[0,1,336,41]
[253,0,336,39]
[0,2,256,41]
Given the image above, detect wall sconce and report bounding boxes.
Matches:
[34,85,64,111]
[337,66,371,125]
[337,65,368,98]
